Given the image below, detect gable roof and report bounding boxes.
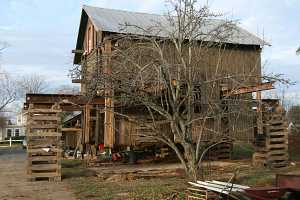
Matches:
[74,5,267,64]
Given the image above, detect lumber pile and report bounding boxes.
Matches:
[26,104,62,181]
[188,180,249,200]
[253,104,289,168]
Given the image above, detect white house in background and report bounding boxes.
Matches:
[0,112,26,141]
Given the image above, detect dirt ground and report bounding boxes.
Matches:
[0,147,76,200]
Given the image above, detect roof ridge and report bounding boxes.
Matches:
[83,4,165,17]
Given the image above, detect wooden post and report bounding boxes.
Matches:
[256,91,263,134]
[103,39,114,148]
[95,106,100,146]
[84,104,91,144]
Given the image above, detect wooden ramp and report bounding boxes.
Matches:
[26,104,62,181]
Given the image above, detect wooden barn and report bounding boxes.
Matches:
[25,6,280,159]
[71,6,270,149]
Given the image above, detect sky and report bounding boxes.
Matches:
[0,0,299,104]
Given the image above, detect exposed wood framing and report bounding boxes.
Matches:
[222,82,274,96]
[103,38,114,148]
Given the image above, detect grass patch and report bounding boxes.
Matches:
[62,159,96,179]
[237,168,275,186]
[67,176,187,200]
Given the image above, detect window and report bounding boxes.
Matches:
[7,129,12,138]
[15,129,20,137]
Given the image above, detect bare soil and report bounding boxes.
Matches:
[0,147,76,200]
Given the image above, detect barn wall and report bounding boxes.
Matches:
[80,29,261,147]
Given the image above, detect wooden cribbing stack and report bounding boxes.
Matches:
[264,111,289,168]
[253,101,289,168]
[26,103,62,181]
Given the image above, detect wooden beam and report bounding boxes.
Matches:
[103,39,114,148]
[25,93,105,105]
[62,128,82,133]
[84,105,91,144]
[222,82,275,97]
[95,106,100,146]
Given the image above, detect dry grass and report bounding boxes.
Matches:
[62,159,300,200]
[67,177,187,200]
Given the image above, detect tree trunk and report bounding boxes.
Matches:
[183,144,200,181]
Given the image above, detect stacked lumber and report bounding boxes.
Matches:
[188,180,249,200]
[265,113,289,168]
[253,109,289,168]
[26,104,62,181]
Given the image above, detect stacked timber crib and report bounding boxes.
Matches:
[253,101,289,168]
[26,103,62,181]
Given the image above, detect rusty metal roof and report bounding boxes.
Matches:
[83,5,266,46]
[74,5,267,64]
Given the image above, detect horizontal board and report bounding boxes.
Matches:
[268,155,289,161]
[267,150,288,156]
[28,156,58,162]
[266,138,287,143]
[27,139,58,146]
[267,144,288,150]
[28,109,62,114]
[27,148,62,153]
[29,115,59,121]
[62,128,82,133]
[29,124,59,129]
[268,131,288,136]
[29,172,60,178]
[27,132,62,137]
[30,164,59,171]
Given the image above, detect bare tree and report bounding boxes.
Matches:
[0,71,17,111]
[17,74,47,96]
[75,0,287,180]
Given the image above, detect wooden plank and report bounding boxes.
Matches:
[27,132,62,137]
[27,148,62,153]
[29,115,59,121]
[267,144,288,150]
[30,164,59,171]
[28,156,58,162]
[28,109,62,114]
[268,131,288,136]
[29,124,59,129]
[222,82,275,96]
[30,172,59,178]
[62,128,82,132]
[104,39,114,148]
[267,137,287,143]
[268,155,289,160]
[267,150,288,156]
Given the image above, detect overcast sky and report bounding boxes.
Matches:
[0,0,299,103]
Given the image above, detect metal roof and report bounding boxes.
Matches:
[74,5,267,64]
[83,5,266,46]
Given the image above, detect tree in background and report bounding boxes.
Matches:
[17,74,47,97]
[0,72,17,111]
[297,47,300,55]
